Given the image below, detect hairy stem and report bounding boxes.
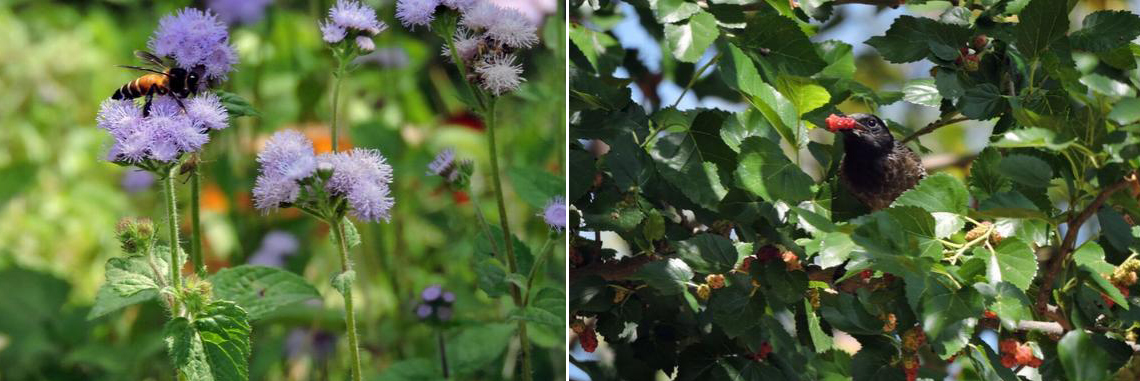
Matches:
[332,219,363,381]
[162,166,182,316]
[331,62,347,152]
[523,234,556,306]
[189,162,205,277]
[484,98,532,381]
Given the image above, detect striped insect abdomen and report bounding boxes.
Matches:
[111,74,169,100]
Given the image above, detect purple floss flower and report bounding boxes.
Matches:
[396,0,439,29]
[442,0,477,10]
[206,0,273,25]
[459,1,498,32]
[541,195,566,231]
[121,168,156,193]
[426,148,456,179]
[185,93,229,130]
[441,27,480,63]
[248,230,300,267]
[329,0,385,33]
[422,284,443,301]
[320,21,347,43]
[483,6,538,49]
[253,130,317,212]
[442,291,455,303]
[415,304,433,319]
[475,53,525,96]
[148,7,238,81]
[355,36,375,52]
[321,148,395,222]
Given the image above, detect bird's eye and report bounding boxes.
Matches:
[866,119,877,127]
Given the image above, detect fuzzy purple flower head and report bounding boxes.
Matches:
[396,0,439,29]
[541,195,566,232]
[320,0,387,47]
[98,96,226,164]
[414,284,455,323]
[206,0,273,25]
[149,7,238,81]
[253,130,395,223]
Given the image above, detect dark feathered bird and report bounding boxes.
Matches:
[826,113,925,211]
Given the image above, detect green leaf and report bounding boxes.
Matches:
[331,270,355,296]
[817,40,855,79]
[1080,73,1136,98]
[958,83,1006,120]
[997,154,1052,188]
[447,323,515,375]
[194,301,251,381]
[569,24,619,73]
[902,79,942,107]
[340,217,361,249]
[104,254,164,297]
[88,286,157,320]
[719,43,767,97]
[1079,265,1128,309]
[708,273,765,338]
[992,127,1074,150]
[650,0,702,23]
[967,343,1020,381]
[1014,0,1070,59]
[164,317,212,381]
[507,306,562,328]
[507,166,564,209]
[893,172,969,215]
[1107,98,1140,125]
[1070,10,1140,53]
[864,16,970,64]
[977,282,1034,330]
[969,147,1012,200]
[475,258,509,298]
[776,75,830,117]
[735,137,814,203]
[473,225,534,273]
[665,11,719,63]
[675,233,738,274]
[633,258,694,295]
[979,237,1037,291]
[734,12,827,76]
[650,110,735,210]
[1073,241,1114,278]
[568,148,594,202]
[1059,329,1111,381]
[978,191,1047,220]
[922,280,982,357]
[209,265,321,321]
[748,79,801,147]
[820,292,886,335]
[850,336,905,381]
[216,90,259,118]
[814,231,856,269]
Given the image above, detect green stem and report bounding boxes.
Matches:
[484,98,531,381]
[523,234,555,306]
[331,61,347,152]
[162,166,182,316]
[332,219,363,381]
[189,162,205,277]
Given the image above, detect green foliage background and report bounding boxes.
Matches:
[0,0,566,380]
[570,0,1140,380]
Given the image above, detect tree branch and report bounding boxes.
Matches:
[1035,174,1137,318]
[900,116,969,144]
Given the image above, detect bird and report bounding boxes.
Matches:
[825,113,926,211]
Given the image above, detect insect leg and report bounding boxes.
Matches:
[142,85,157,117]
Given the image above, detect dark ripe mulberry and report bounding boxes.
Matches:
[580,326,598,353]
[757,245,780,262]
[971,35,988,50]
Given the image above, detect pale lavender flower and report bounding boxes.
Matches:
[441,27,480,63]
[355,36,375,52]
[257,130,318,183]
[483,8,537,49]
[442,0,477,10]
[415,304,433,319]
[320,21,347,43]
[322,148,395,222]
[328,0,385,33]
[185,93,229,130]
[475,53,525,95]
[206,0,273,25]
[121,168,156,193]
[248,230,300,267]
[396,0,439,28]
[459,1,498,31]
[422,284,443,301]
[147,112,209,162]
[98,98,210,163]
[253,176,301,212]
[426,148,458,181]
[148,8,238,81]
[542,195,566,231]
[442,291,455,303]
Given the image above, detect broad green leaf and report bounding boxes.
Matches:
[958,83,1005,120]
[1059,330,1110,381]
[507,166,564,209]
[997,155,1052,188]
[88,286,157,320]
[1069,10,1140,52]
[1080,73,1136,97]
[1107,98,1140,125]
[979,237,1036,291]
[650,0,702,23]
[967,343,1020,381]
[104,254,164,297]
[375,359,446,381]
[507,306,561,328]
[719,43,766,97]
[607,133,655,190]
[194,301,251,381]
[814,232,855,269]
[850,336,905,381]
[209,265,321,321]
[216,90,259,118]
[978,191,1047,220]
[474,225,534,273]
[1099,208,1134,252]
[992,127,1074,150]
[969,147,1012,200]
[447,323,515,375]
[665,11,718,63]
[164,317,212,381]
[893,172,969,215]
[805,299,834,353]
[864,16,970,64]
[569,24,619,72]
[1014,0,1070,59]
[708,273,765,338]
[820,292,885,336]
[633,258,694,295]
[568,149,594,202]
[1079,265,1128,309]
[816,40,855,79]
[735,137,814,203]
[733,12,827,76]
[476,258,509,298]
[747,80,801,147]
[976,282,1034,330]
[675,233,737,274]
[651,110,735,210]
[1072,241,1114,277]
[776,75,830,116]
[922,280,982,357]
[902,79,942,108]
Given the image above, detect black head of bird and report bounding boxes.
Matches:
[824,113,926,211]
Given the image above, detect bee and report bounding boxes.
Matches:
[111,51,200,117]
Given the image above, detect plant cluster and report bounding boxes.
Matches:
[570,0,1140,379]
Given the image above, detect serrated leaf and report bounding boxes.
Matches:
[1070,10,1140,53]
[958,83,1006,120]
[997,154,1052,188]
[1080,265,1128,310]
[1073,241,1114,276]
[633,258,694,295]
[969,147,1011,200]
[850,336,905,381]
[665,11,718,63]
[104,254,166,297]
[776,75,830,116]
[894,172,969,215]
[448,323,515,375]
[708,273,765,338]
[341,217,361,249]
[209,265,321,321]
[734,12,827,76]
[88,286,157,320]
[194,301,252,381]
[979,237,1036,291]
[992,127,1074,150]
[1014,0,1070,59]
[1059,329,1111,381]
[507,306,561,328]
[902,79,942,107]
[1080,73,1136,98]
[922,280,982,357]
[507,166,564,209]
[735,137,814,203]
[865,16,970,64]
[475,258,508,298]
[569,24,619,72]
[650,0,702,23]
[650,110,735,210]
[675,233,737,274]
